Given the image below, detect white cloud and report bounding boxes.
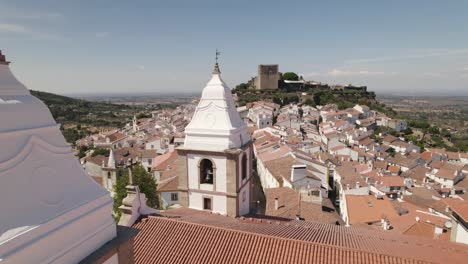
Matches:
[422,72,443,78]
[0,23,64,40]
[301,72,320,77]
[0,23,28,33]
[95,32,110,38]
[345,48,468,65]
[328,69,386,77]
[0,5,63,21]
[136,65,145,71]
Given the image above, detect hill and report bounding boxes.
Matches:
[31,90,138,144]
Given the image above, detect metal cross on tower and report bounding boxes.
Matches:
[215,49,220,64]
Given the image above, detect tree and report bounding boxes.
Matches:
[304,98,315,106]
[402,127,413,135]
[386,147,396,157]
[77,145,90,159]
[137,113,152,119]
[92,148,110,157]
[282,72,299,81]
[428,126,440,135]
[113,164,159,221]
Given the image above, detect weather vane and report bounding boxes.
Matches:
[215,49,220,64]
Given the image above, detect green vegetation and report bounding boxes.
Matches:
[31,90,142,144]
[62,126,95,144]
[386,147,396,157]
[281,72,299,81]
[113,164,159,222]
[31,90,132,125]
[136,113,152,119]
[91,148,110,157]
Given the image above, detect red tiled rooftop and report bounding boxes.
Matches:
[346,195,399,225]
[380,176,405,187]
[132,209,468,264]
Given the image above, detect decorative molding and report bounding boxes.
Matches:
[0,135,71,172]
[0,98,22,104]
[0,124,60,137]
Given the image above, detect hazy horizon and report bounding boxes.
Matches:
[2,0,468,96]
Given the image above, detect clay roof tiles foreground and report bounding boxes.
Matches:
[133,217,422,264]
[132,209,468,264]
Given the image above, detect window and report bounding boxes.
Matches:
[171,193,178,201]
[200,159,214,184]
[107,172,111,179]
[242,191,246,202]
[241,154,247,180]
[203,197,212,210]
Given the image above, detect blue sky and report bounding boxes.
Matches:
[1,0,467,96]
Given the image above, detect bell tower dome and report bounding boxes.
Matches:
[0,51,118,263]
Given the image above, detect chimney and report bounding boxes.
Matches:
[274,197,279,210]
[365,177,369,183]
[346,184,350,190]
[382,219,390,230]
[356,182,360,189]
[415,216,420,222]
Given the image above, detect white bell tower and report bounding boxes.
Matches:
[176,58,253,216]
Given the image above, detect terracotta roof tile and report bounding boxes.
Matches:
[263,155,299,182]
[346,195,399,225]
[132,210,468,264]
[265,187,341,224]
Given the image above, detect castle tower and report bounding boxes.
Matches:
[0,51,124,263]
[176,62,253,217]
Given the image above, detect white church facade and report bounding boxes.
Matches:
[176,62,253,217]
[0,50,136,264]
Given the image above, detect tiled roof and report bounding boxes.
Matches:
[82,154,107,166]
[257,144,292,163]
[152,150,177,171]
[157,175,178,192]
[107,132,127,142]
[263,155,298,182]
[346,195,399,225]
[403,187,441,209]
[435,168,457,180]
[374,161,388,170]
[380,176,405,187]
[401,165,429,182]
[420,151,433,162]
[133,209,468,264]
[390,201,449,232]
[382,135,397,143]
[403,221,450,241]
[264,187,341,224]
[449,200,468,221]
